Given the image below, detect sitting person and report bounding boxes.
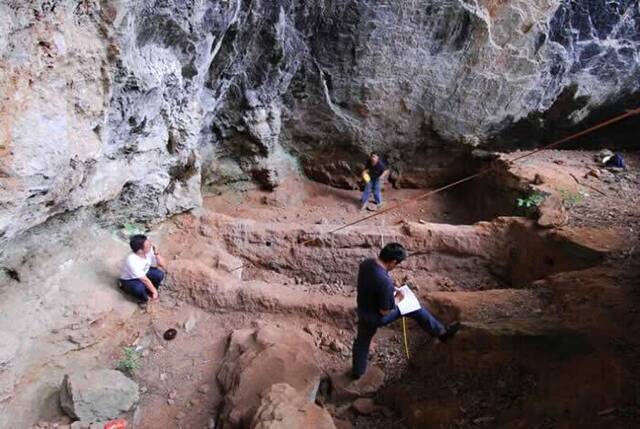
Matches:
[119,234,166,304]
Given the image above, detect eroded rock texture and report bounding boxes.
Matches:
[1,0,638,248]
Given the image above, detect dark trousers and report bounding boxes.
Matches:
[119,267,165,303]
[352,307,446,378]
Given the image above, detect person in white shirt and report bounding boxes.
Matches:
[119,234,167,303]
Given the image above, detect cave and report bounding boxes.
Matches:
[2,1,640,429]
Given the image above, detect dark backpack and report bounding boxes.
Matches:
[605,153,626,169]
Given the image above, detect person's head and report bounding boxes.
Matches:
[378,242,407,271]
[129,234,150,254]
[369,152,380,165]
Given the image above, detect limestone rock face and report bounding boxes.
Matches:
[1,0,639,248]
[59,370,139,422]
[0,331,19,402]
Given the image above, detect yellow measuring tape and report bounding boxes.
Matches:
[402,317,410,359]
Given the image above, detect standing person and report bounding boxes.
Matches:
[360,152,389,211]
[351,243,460,379]
[119,234,167,304]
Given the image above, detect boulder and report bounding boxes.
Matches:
[330,366,385,402]
[251,383,335,429]
[217,326,323,428]
[60,370,139,422]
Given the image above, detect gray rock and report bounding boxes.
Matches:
[60,369,139,422]
[1,0,639,250]
[0,331,19,371]
[184,314,197,333]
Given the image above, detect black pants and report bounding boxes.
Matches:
[352,307,445,378]
[119,267,165,303]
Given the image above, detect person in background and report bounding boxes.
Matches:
[360,152,389,211]
[119,234,167,305]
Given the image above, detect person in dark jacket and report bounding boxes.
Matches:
[360,152,389,211]
[351,243,460,379]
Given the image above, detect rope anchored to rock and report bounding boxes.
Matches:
[230,106,640,272]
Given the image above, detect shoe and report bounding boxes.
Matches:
[360,203,367,211]
[439,321,460,343]
[376,202,384,210]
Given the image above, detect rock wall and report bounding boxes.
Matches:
[1,0,639,249]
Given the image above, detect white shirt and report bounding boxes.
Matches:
[120,250,157,280]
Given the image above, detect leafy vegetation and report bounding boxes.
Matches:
[116,346,141,374]
[516,191,547,209]
[122,223,145,236]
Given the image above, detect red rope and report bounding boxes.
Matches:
[229,107,640,271]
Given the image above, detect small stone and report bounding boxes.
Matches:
[160,373,168,382]
[585,169,601,179]
[140,386,148,393]
[167,398,175,405]
[198,384,210,394]
[168,390,177,399]
[330,340,344,353]
[208,417,216,429]
[352,398,378,414]
[184,314,197,333]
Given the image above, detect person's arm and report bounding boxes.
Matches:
[379,162,390,181]
[378,278,397,316]
[152,244,167,271]
[140,275,158,299]
[362,160,371,177]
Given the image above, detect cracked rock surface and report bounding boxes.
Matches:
[1,0,639,248]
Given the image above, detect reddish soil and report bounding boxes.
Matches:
[142,149,640,429]
[33,149,640,429]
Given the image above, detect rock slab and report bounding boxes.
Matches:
[60,370,139,422]
[330,366,385,402]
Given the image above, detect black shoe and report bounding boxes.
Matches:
[439,321,461,343]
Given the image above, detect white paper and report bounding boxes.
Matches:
[395,285,421,315]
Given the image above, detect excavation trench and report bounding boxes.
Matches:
[165,203,625,428]
[216,216,606,292]
[162,153,637,429]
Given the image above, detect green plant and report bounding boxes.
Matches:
[123,223,145,236]
[559,189,585,207]
[116,346,141,374]
[113,223,146,242]
[516,191,547,209]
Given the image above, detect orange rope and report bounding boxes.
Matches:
[229,107,640,272]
